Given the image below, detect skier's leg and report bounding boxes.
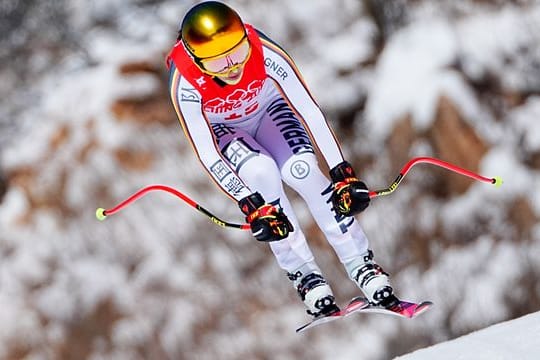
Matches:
[280,152,395,305]
[212,124,338,316]
[256,98,395,306]
[256,98,370,260]
[281,152,370,261]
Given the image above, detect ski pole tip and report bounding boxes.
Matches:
[96,208,107,221]
[492,176,503,188]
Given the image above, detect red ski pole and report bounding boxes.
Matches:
[368,156,503,198]
[96,184,250,230]
[95,157,502,230]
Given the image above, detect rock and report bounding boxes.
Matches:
[428,96,488,196]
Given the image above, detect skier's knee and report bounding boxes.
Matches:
[281,152,323,189]
[238,153,281,191]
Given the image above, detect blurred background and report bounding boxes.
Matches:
[1,0,539,359]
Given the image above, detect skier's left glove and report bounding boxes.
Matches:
[330,161,370,216]
[238,192,293,242]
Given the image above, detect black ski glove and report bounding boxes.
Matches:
[239,192,293,242]
[329,161,370,216]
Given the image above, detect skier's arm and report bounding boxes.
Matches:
[169,68,252,201]
[259,34,370,214]
[259,34,345,169]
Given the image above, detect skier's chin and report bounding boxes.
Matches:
[218,67,244,85]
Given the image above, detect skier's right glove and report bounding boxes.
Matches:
[238,192,293,242]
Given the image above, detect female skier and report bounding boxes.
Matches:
[166,1,397,318]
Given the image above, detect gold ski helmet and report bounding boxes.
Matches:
[181,1,246,59]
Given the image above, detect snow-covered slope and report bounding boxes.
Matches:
[396,311,540,360]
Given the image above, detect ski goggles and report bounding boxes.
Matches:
[198,37,251,76]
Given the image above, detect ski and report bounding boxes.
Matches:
[295,297,370,333]
[295,311,343,333]
[344,296,433,319]
[296,297,432,333]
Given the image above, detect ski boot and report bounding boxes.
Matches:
[288,263,340,319]
[346,250,399,309]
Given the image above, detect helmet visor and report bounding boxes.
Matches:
[199,37,251,76]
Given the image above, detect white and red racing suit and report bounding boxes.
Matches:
[167,24,370,273]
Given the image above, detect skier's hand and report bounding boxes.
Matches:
[239,192,293,242]
[330,161,370,216]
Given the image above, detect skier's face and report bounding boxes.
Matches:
[198,37,251,84]
[216,66,246,85]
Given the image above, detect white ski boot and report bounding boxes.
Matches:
[346,250,399,308]
[288,263,340,318]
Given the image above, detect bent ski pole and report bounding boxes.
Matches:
[95,157,502,230]
[369,156,503,199]
[96,184,250,230]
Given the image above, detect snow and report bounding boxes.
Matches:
[1,0,540,359]
[365,19,461,139]
[512,97,540,151]
[456,5,540,91]
[397,311,540,360]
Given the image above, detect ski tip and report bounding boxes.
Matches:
[492,176,503,188]
[416,300,434,309]
[95,208,107,221]
[411,301,434,318]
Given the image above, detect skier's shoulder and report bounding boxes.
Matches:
[249,25,292,60]
[167,61,193,90]
[250,27,298,86]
